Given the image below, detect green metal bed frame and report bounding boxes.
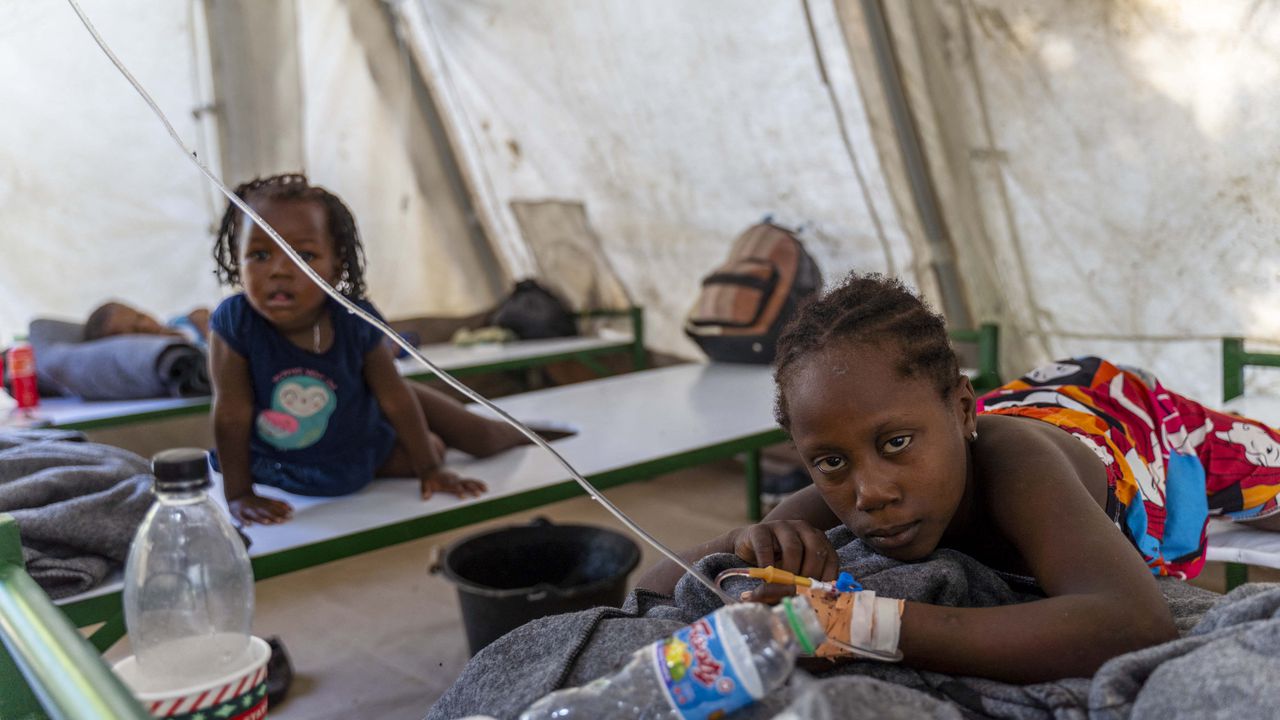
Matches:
[1220,337,1280,591]
[0,515,148,719]
[950,323,1002,393]
[51,307,646,432]
[0,318,999,714]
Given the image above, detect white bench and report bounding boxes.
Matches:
[35,332,640,431]
[1206,339,1280,589]
[55,362,786,648]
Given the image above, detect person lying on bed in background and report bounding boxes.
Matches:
[206,173,561,526]
[638,272,1280,684]
[84,301,211,350]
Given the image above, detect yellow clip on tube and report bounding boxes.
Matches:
[747,566,812,587]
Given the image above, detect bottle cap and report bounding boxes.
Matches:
[151,448,211,491]
[780,595,828,656]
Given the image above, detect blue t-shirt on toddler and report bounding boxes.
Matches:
[210,293,398,496]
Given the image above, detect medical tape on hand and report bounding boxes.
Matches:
[799,587,903,660]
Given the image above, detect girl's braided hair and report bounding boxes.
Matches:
[773,272,961,427]
[213,173,367,299]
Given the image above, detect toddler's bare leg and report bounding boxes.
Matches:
[376,432,450,477]
[406,381,529,457]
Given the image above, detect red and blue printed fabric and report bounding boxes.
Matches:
[979,357,1280,579]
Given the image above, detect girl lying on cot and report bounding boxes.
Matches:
[84,301,211,350]
[207,174,548,525]
[639,272,1280,683]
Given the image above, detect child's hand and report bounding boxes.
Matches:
[731,519,839,587]
[229,492,294,526]
[420,469,487,500]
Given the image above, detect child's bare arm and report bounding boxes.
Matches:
[209,334,293,524]
[363,344,486,498]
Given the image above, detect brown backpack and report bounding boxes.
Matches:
[684,222,822,363]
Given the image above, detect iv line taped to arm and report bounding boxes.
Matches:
[715,566,904,662]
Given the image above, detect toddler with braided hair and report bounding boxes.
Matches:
[208,173,535,525]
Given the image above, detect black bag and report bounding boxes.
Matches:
[491,279,579,340]
[684,223,822,363]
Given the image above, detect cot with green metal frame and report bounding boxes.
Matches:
[1206,337,1280,591]
[35,307,646,432]
[1,362,784,715]
[48,362,788,655]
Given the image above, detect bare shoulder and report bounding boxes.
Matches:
[967,414,1163,604]
[972,413,1109,511]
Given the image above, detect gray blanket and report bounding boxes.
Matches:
[0,429,153,598]
[428,526,1280,720]
[30,318,209,400]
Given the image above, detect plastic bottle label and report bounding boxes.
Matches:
[6,345,37,409]
[651,614,756,719]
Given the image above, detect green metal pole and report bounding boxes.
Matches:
[1,626,48,720]
[1223,562,1249,592]
[978,323,1001,391]
[0,517,149,719]
[85,612,126,654]
[630,306,647,370]
[1222,338,1245,402]
[1220,338,1256,590]
[576,356,611,378]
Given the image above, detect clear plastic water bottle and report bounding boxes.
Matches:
[519,596,826,720]
[122,448,254,693]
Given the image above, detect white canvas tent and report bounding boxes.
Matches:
[2,0,1277,404]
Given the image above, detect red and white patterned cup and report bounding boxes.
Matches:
[113,635,271,719]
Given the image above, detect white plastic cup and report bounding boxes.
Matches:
[113,635,271,719]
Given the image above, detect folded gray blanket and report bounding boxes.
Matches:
[427,526,1280,720]
[30,318,209,400]
[0,429,153,599]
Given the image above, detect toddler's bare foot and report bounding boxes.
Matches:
[480,421,576,456]
[532,425,576,442]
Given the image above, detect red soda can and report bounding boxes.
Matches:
[7,337,38,410]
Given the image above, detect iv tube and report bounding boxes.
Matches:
[65,0,735,606]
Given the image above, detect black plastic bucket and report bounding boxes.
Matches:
[435,518,641,655]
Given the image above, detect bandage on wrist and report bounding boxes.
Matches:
[798,586,904,660]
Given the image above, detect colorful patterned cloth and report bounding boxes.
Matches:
[977,357,1280,579]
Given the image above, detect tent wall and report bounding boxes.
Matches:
[398,0,914,358]
[0,0,507,347]
[3,1,1276,405]
[881,0,1280,402]
[205,0,305,184]
[222,0,507,317]
[0,1,219,342]
[297,0,506,315]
